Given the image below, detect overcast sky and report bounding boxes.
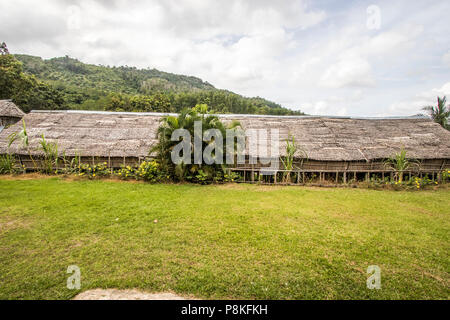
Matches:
[1,0,449,116]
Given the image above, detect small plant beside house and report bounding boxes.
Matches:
[384,148,419,183]
[0,153,16,174]
[39,134,59,174]
[8,119,38,170]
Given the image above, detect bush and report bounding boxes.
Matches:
[0,154,16,174]
[77,163,111,179]
[116,161,165,182]
[443,169,450,183]
[135,161,163,182]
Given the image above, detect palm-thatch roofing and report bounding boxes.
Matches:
[0,110,449,161]
[0,100,25,118]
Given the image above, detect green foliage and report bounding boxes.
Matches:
[39,134,59,174]
[135,160,165,182]
[10,54,304,116]
[384,148,419,182]
[422,96,450,130]
[280,136,307,183]
[0,54,65,112]
[152,105,241,183]
[60,153,81,175]
[223,171,240,182]
[77,163,111,179]
[441,169,450,183]
[0,154,16,174]
[115,161,165,182]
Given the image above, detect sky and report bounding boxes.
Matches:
[1,0,449,116]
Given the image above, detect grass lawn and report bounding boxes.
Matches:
[0,176,448,300]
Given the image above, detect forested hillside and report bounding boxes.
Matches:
[2,53,304,115]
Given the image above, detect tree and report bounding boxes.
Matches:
[0,54,65,111]
[151,105,241,182]
[0,54,23,99]
[422,96,450,130]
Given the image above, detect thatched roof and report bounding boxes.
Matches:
[0,110,449,161]
[0,100,25,118]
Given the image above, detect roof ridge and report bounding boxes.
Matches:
[29,109,431,120]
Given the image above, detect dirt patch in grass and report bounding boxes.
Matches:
[0,216,33,233]
[0,173,53,181]
[73,289,189,300]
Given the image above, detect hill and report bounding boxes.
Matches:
[11,54,304,115]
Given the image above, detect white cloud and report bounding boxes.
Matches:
[443,51,450,68]
[0,0,449,116]
[319,57,375,88]
[388,82,450,116]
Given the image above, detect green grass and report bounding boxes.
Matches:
[0,177,449,300]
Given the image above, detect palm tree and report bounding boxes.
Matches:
[422,96,450,130]
[151,105,241,181]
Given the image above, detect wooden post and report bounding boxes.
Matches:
[343,172,347,184]
[302,172,305,184]
[251,169,254,183]
[273,171,277,184]
[335,171,338,183]
[297,171,300,184]
[354,171,356,182]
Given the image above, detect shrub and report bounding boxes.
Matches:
[223,171,240,183]
[115,161,164,182]
[384,149,419,182]
[39,134,59,174]
[0,154,16,174]
[442,169,450,183]
[135,161,162,182]
[77,163,111,179]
